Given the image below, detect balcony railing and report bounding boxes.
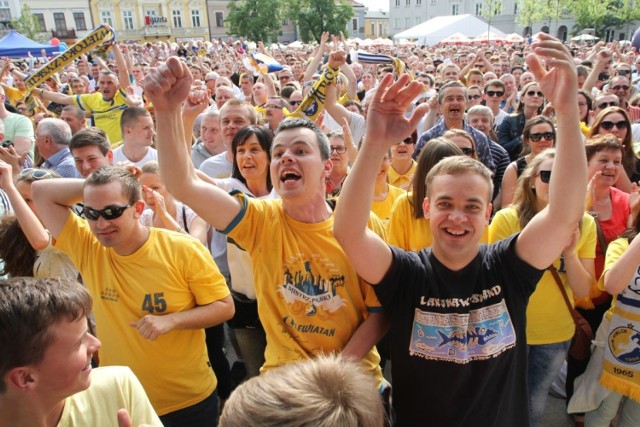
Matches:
[52,29,76,39]
[142,25,172,36]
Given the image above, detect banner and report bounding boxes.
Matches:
[24,25,115,92]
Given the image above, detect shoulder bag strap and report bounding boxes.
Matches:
[548,265,580,323]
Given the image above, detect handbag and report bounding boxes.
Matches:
[548,265,594,361]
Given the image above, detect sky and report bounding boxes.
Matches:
[358,0,389,12]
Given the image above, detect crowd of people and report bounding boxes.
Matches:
[1,27,640,426]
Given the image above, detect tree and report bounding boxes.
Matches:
[568,0,640,37]
[226,0,284,43]
[10,5,41,41]
[288,0,353,43]
[479,0,503,39]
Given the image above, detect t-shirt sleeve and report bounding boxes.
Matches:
[598,237,629,291]
[53,212,100,271]
[183,237,230,305]
[488,208,519,243]
[12,115,34,139]
[373,246,424,316]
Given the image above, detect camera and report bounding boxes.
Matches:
[1,141,13,148]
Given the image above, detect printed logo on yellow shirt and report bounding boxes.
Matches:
[280,258,346,318]
[101,287,120,302]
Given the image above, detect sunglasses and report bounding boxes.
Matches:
[19,168,52,180]
[617,70,631,76]
[289,100,302,106]
[526,90,544,97]
[83,203,134,221]
[538,170,551,184]
[279,75,292,80]
[600,120,628,130]
[485,90,504,97]
[611,85,630,91]
[597,101,619,109]
[460,147,475,156]
[468,94,482,100]
[330,145,347,154]
[400,137,415,144]
[529,132,555,142]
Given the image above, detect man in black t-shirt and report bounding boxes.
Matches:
[334,33,587,426]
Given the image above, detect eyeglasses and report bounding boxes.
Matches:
[399,137,415,144]
[82,203,134,221]
[611,85,630,91]
[266,104,282,110]
[468,94,482,100]
[600,120,629,131]
[460,147,475,156]
[618,70,631,76]
[18,168,52,180]
[289,100,302,106]
[485,90,504,97]
[475,64,485,68]
[279,75,292,80]
[526,90,544,97]
[538,170,551,184]
[597,101,619,109]
[528,132,555,142]
[330,145,347,154]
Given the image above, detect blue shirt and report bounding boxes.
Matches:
[42,147,82,178]
[415,119,496,171]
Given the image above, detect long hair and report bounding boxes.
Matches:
[589,107,635,179]
[514,81,544,116]
[512,149,555,229]
[520,115,555,157]
[411,139,463,219]
[0,214,37,277]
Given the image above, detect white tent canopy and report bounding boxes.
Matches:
[393,14,506,46]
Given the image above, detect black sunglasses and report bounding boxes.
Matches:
[83,203,134,221]
[618,70,631,76]
[538,170,551,184]
[597,101,619,109]
[600,120,628,131]
[529,132,555,142]
[460,147,475,156]
[468,94,482,100]
[526,90,544,97]
[485,90,504,97]
[289,100,302,106]
[611,85,630,91]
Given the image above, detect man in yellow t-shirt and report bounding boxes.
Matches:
[0,277,161,426]
[33,166,234,425]
[148,58,386,389]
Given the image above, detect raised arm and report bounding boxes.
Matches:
[32,86,74,105]
[516,34,588,269]
[144,57,241,231]
[32,178,84,239]
[334,74,428,284]
[303,32,329,83]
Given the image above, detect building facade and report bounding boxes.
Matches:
[365,9,389,38]
[388,0,640,42]
[26,1,92,42]
[90,0,210,42]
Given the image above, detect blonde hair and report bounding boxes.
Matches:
[425,156,493,202]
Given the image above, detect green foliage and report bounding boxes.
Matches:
[567,0,640,36]
[288,0,353,43]
[226,0,284,43]
[10,5,42,41]
[515,0,569,28]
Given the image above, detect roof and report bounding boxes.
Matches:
[0,30,60,58]
[366,10,389,19]
[393,14,506,46]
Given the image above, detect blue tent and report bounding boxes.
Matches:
[0,30,60,58]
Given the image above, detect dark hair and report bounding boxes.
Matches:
[277,118,330,160]
[521,115,555,155]
[70,127,111,155]
[412,139,463,219]
[577,89,593,123]
[84,165,141,204]
[0,277,92,393]
[0,214,36,277]
[231,126,273,191]
[585,133,624,161]
[484,79,505,92]
[120,106,151,133]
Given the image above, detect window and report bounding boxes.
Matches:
[476,2,482,15]
[215,11,224,27]
[379,23,383,34]
[514,3,518,14]
[406,0,410,5]
[282,19,289,25]
[0,0,9,21]
[191,10,200,27]
[101,11,113,27]
[146,10,156,17]
[172,10,182,28]
[452,4,459,15]
[73,12,86,30]
[352,18,358,32]
[34,13,46,31]
[370,23,375,35]
[431,0,436,4]
[122,10,134,30]
[415,17,421,25]
[405,17,411,28]
[54,12,67,30]
[417,0,422,4]
[394,18,400,29]
[395,0,400,6]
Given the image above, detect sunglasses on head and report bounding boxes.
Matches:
[485,90,504,97]
[538,170,551,184]
[597,101,619,109]
[611,85,630,91]
[19,168,52,180]
[529,132,555,142]
[460,147,475,156]
[600,120,628,131]
[526,90,544,97]
[83,203,134,221]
